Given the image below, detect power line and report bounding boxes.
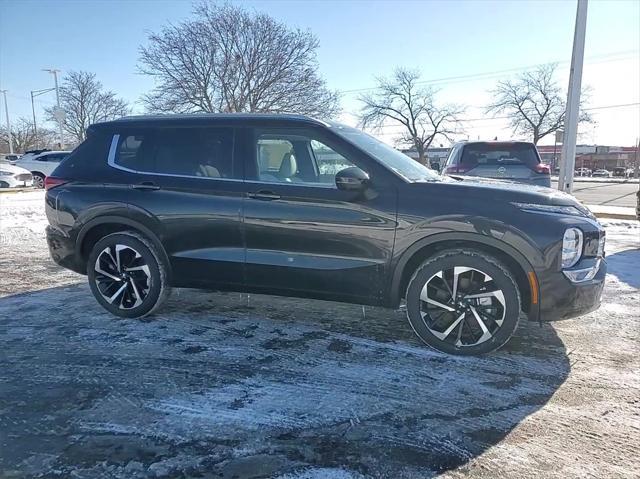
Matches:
[583,102,640,111]
[339,49,639,95]
[351,102,640,130]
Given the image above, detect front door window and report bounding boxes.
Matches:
[255,133,358,186]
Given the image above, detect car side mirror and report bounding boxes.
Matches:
[335,167,369,192]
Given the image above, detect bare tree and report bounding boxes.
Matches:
[359,68,463,164]
[0,118,58,153]
[45,71,130,143]
[486,64,591,144]
[138,2,340,118]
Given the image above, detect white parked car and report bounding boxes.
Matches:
[591,169,612,178]
[15,150,70,188]
[0,162,33,188]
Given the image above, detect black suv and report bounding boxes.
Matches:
[45,114,606,355]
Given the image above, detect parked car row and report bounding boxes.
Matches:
[0,150,71,188]
[573,167,636,178]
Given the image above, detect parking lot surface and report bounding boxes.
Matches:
[551,180,638,207]
[1,192,639,478]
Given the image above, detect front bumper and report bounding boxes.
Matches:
[538,258,607,321]
[46,225,85,274]
[0,176,33,188]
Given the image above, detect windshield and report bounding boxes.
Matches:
[328,122,441,182]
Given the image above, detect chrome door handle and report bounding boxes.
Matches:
[248,191,280,201]
[131,182,160,191]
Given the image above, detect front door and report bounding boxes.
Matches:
[242,126,397,305]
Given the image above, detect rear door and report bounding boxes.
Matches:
[109,126,246,288]
[459,143,549,185]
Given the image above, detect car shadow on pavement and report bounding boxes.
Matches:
[0,284,570,478]
[605,248,640,288]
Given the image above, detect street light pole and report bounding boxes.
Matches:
[30,87,56,150]
[43,68,64,148]
[558,0,588,193]
[30,91,38,148]
[0,90,14,154]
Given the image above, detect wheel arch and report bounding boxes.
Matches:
[77,216,172,279]
[389,233,539,318]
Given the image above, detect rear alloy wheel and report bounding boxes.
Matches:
[406,249,521,355]
[87,231,170,318]
[32,173,45,189]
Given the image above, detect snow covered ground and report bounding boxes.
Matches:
[1,191,639,478]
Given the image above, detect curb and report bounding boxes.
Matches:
[0,187,37,194]
[593,212,637,220]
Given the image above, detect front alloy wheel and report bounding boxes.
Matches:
[406,249,521,355]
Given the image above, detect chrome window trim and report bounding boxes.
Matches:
[245,179,336,189]
[105,133,336,189]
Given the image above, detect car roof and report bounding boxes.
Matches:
[454,141,536,147]
[22,150,71,157]
[92,113,330,130]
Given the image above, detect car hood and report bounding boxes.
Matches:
[415,175,591,212]
[0,162,31,174]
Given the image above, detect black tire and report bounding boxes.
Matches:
[32,173,45,189]
[87,231,170,318]
[405,249,521,355]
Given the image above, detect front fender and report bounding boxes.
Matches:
[388,226,541,321]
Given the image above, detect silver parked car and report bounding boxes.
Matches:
[443,141,551,187]
[15,150,71,188]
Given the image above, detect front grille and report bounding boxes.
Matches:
[15,173,32,181]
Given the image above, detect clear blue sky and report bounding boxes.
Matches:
[1,0,638,145]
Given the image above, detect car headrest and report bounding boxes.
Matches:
[279,152,297,179]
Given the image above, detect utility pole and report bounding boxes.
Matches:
[30,87,55,149]
[634,137,639,179]
[43,68,65,148]
[558,0,588,193]
[0,90,14,154]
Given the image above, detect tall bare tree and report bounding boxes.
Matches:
[359,68,463,164]
[45,71,130,143]
[0,118,57,153]
[486,64,591,144]
[138,2,340,118]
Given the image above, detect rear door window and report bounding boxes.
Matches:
[111,128,235,179]
[152,128,234,178]
[112,132,153,171]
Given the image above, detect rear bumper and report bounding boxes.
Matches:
[46,225,85,275]
[538,259,607,321]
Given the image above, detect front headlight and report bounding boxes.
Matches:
[562,227,583,268]
[0,170,12,176]
[512,202,585,216]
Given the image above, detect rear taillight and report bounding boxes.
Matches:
[533,164,550,174]
[44,176,68,190]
